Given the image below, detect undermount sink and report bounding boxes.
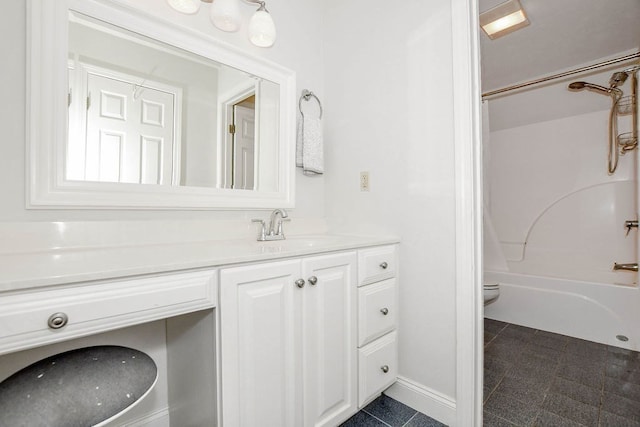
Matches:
[260,235,347,248]
[285,235,346,245]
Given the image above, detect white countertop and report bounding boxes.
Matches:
[0,234,399,291]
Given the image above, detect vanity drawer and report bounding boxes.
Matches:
[358,245,397,286]
[358,279,396,347]
[358,331,397,407]
[0,269,217,355]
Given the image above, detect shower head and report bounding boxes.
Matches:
[568,81,622,97]
[568,81,587,90]
[609,71,628,88]
[568,81,609,93]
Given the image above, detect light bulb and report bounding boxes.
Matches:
[248,8,276,47]
[210,0,241,32]
[166,0,201,14]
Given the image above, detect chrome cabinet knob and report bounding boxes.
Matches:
[380,307,389,315]
[381,365,390,373]
[47,312,68,330]
[295,279,306,288]
[379,262,388,269]
[308,276,318,286]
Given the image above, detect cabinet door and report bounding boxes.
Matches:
[302,252,358,427]
[220,260,302,427]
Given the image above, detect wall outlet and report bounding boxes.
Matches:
[360,171,370,192]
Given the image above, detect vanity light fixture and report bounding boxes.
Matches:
[247,2,276,47]
[210,0,241,32]
[166,0,277,47]
[479,0,529,40]
[166,0,206,14]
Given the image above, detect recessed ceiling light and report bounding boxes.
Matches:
[480,0,530,40]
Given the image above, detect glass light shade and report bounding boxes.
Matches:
[210,0,241,32]
[166,0,201,14]
[248,10,276,47]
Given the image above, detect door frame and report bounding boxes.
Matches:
[451,0,483,425]
[218,83,258,189]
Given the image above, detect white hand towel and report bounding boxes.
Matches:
[296,115,304,167]
[301,116,324,175]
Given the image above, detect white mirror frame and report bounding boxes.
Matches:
[27,0,296,210]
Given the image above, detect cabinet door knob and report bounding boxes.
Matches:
[308,276,318,286]
[295,279,306,288]
[381,365,390,373]
[379,262,388,269]
[47,312,69,330]
[380,307,389,315]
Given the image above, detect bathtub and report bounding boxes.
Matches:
[484,270,640,351]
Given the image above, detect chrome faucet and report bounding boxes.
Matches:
[252,209,289,241]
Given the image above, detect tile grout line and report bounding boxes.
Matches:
[484,321,640,426]
[596,353,607,426]
[485,409,519,426]
[361,408,393,427]
[401,412,419,427]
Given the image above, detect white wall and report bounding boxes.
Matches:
[0,0,324,222]
[4,0,475,420]
[486,62,637,284]
[323,0,458,403]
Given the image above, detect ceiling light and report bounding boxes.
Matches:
[480,0,530,40]
[167,0,277,47]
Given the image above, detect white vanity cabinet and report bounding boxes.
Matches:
[0,231,398,426]
[357,245,398,407]
[0,269,218,356]
[0,269,219,426]
[219,251,358,427]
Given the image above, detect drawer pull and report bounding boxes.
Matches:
[47,312,69,330]
[379,262,388,269]
[380,307,389,315]
[295,279,306,288]
[381,365,390,373]
[308,276,318,286]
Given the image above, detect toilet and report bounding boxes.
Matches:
[483,283,500,305]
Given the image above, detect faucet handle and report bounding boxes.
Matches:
[251,219,267,241]
[276,218,291,236]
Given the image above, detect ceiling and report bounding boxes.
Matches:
[479,0,640,93]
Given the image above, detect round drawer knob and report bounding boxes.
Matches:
[295,279,306,288]
[379,262,388,270]
[47,312,69,330]
[381,365,390,373]
[308,276,318,286]
[380,307,389,315]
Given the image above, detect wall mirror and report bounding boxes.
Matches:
[28,0,296,209]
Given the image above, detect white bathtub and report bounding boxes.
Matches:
[484,271,640,351]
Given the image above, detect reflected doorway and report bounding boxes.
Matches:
[221,91,256,190]
[231,96,256,190]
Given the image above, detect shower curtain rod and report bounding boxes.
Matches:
[482,51,640,99]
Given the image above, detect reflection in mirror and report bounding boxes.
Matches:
[67,12,279,191]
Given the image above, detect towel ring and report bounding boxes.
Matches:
[299,89,323,119]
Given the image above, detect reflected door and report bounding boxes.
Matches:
[232,105,256,190]
[83,71,176,184]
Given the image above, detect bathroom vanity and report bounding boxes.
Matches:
[0,230,399,426]
[8,1,403,424]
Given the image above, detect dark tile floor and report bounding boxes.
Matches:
[340,394,446,427]
[484,318,640,426]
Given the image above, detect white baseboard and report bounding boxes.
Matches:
[385,377,456,426]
